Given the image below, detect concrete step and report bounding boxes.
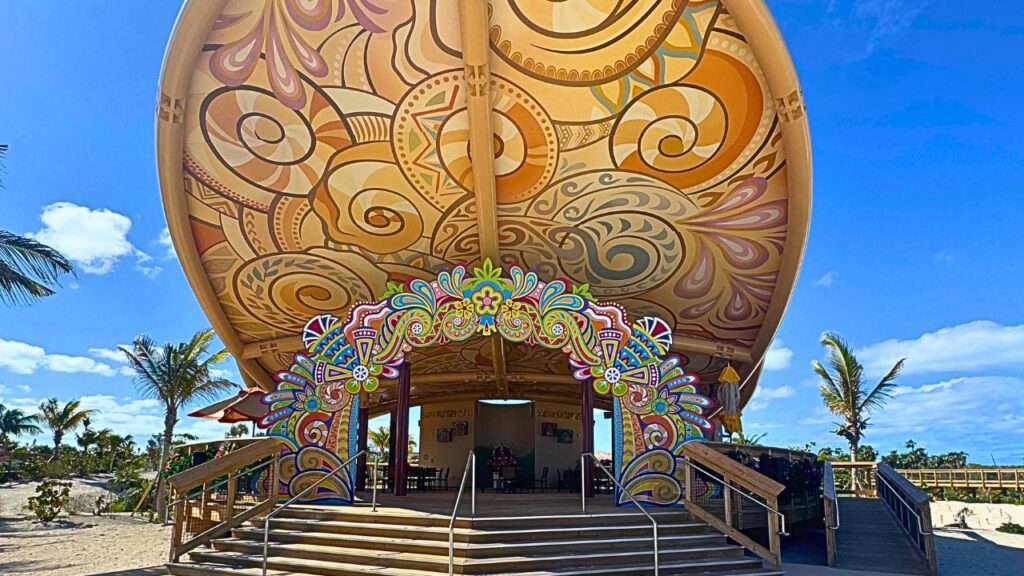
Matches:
[205,537,748,574]
[238,526,728,558]
[175,552,774,576]
[271,506,688,530]
[250,516,714,544]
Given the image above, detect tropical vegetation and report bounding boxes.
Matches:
[812,332,905,462]
[119,328,236,516]
[38,398,95,461]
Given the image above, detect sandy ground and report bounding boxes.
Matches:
[931,500,1024,529]
[1,476,169,576]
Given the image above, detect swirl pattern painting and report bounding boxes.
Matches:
[159,0,809,449]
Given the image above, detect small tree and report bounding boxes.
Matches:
[812,332,904,462]
[120,329,236,517]
[0,403,43,442]
[38,398,95,462]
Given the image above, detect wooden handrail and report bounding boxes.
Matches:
[169,437,285,492]
[167,437,284,563]
[680,442,785,497]
[877,464,937,575]
[679,442,786,568]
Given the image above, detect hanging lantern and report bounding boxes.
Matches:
[717,363,743,434]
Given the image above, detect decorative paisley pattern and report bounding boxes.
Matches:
[262,260,711,503]
[260,353,360,503]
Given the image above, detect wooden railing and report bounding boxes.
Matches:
[166,437,284,562]
[830,461,878,496]
[898,468,1024,490]
[822,462,839,567]
[679,442,787,568]
[877,464,937,575]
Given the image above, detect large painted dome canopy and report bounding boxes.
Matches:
[157,0,810,416]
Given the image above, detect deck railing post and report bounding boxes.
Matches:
[767,495,782,568]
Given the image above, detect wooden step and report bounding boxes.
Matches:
[205,537,748,574]
[238,525,727,559]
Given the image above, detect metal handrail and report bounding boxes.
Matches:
[824,461,840,529]
[581,453,660,576]
[680,457,788,535]
[876,470,931,536]
[447,450,476,576]
[165,457,275,524]
[261,449,366,576]
[371,452,382,512]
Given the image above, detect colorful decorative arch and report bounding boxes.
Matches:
[259,260,713,505]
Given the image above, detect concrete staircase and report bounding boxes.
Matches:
[166,506,784,575]
[834,497,930,575]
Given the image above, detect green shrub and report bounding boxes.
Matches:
[25,480,72,522]
[997,522,1024,535]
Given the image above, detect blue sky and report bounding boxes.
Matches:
[0,1,1022,462]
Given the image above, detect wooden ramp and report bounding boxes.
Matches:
[834,497,929,575]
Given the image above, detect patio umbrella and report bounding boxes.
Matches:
[188,388,268,424]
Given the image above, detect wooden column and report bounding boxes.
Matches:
[388,409,397,491]
[394,362,411,496]
[582,378,595,497]
[356,403,369,491]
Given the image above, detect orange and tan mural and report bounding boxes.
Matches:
[158,0,810,410]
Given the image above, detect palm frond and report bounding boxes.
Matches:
[862,358,904,412]
[0,260,56,304]
[0,230,75,305]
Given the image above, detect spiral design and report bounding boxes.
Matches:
[199,84,350,203]
[311,159,425,253]
[235,249,385,333]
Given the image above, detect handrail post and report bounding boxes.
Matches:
[767,495,782,568]
[471,451,476,517]
[448,450,476,576]
[372,453,381,512]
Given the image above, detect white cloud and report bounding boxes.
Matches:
[868,376,1024,457]
[857,321,1024,377]
[747,385,795,412]
[764,341,794,371]
[158,227,178,259]
[28,202,161,278]
[89,346,130,364]
[933,249,955,266]
[0,337,120,378]
[43,354,116,377]
[814,272,837,288]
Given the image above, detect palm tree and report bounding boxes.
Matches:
[812,332,905,462]
[0,403,43,441]
[0,146,75,305]
[38,398,95,460]
[120,329,236,516]
[368,425,390,459]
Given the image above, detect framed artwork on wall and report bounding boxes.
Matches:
[437,428,453,443]
[452,421,469,436]
[557,429,574,444]
[541,422,557,437]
